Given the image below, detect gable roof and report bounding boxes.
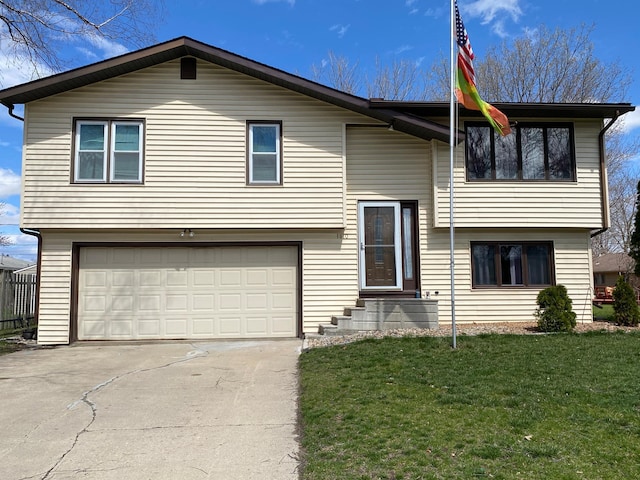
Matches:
[0,255,33,271]
[593,253,636,274]
[0,36,456,143]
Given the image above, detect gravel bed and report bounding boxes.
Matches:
[305,320,639,349]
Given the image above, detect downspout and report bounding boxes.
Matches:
[8,105,40,328]
[3,103,25,122]
[591,111,621,238]
[20,228,42,329]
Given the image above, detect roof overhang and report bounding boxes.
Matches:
[0,37,456,143]
[369,100,636,119]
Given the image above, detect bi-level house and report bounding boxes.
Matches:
[0,37,633,345]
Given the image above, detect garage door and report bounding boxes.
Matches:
[78,246,298,340]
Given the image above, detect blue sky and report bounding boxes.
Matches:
[1,0,639,261]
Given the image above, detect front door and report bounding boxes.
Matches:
[358,201,419,294]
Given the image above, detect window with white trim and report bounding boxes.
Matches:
[247,121,282,185]
[74,119,144,183]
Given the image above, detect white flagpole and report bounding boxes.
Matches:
[449,0,458,349]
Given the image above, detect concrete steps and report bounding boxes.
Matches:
[317,298,439,335]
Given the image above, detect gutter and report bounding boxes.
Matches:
[591,111,621,238]
[19,228,42,328]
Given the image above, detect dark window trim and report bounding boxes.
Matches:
[71,117,146,184]
[465,122,576,182]
[246,120,283,186]
[470,241,556,289]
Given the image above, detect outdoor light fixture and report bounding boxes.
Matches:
[180,228,195,238]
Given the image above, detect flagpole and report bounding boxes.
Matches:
[449,0,458,349]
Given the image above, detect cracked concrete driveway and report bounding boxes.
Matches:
[0,340,302,479]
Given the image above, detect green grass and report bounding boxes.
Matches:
[0,339,23,356]
[593,304,615,322]
[299,332,640,479]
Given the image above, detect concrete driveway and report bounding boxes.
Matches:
[0,340,302,480]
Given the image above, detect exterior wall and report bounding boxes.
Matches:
[422,228,595,325]
[22,59,372,230]
[36,229,360,345]
[433,119,604,229]
[35,127,598,344]
[345,125,432,291]
[36,126,435,345]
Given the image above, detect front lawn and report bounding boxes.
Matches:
[299,332,640,479]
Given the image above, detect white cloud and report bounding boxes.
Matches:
[406,0,417,5]
[7,232,37,247]
[0,50,54,90]
[0,231,38,262]
[253,0,295,5]
[0,202,20,226]
[330,24,351,39]
[464,0,523,24]
[0,168,22,198]
[391,45,413,55]
[83,33,129,59]
[618,109,640,134]
[424,7,446,19]
[409,8,419,15]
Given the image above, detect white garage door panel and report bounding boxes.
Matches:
[78,246,298,340]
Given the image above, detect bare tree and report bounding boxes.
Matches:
[0,0,162,75]
[0,203,11,247]
[424,24,631,103]
[366,56,428,101]
[311,51,362,95]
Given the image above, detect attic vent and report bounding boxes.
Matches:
[181,57,197,79]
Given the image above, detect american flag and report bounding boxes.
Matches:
[453,0,510,135]
[455,1,475,87]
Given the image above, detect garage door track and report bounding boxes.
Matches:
[0,340,302,479]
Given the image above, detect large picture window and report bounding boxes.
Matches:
[466,123,575,181]
[247,121,282,185]
[74,119,144,183]
[471,241,554,288]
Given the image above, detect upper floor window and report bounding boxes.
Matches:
[74,119,144,183]
[466,123,575,182]
[247,121,282,185]
[471,241,554,288]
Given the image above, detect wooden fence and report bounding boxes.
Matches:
[0,270,37,331]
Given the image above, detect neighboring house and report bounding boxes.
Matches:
[13,264,38,277]
[0,255,32,272]
[593,253,638,302]
[0,37,634,345]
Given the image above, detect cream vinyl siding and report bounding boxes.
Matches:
[433,119,604,228]
[421,229,595,324]
[37,235,74,344]
[35,230,358,345]
[346,126,431,290]
[21,59,372,229]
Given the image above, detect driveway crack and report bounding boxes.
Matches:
[38,345,209,480]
